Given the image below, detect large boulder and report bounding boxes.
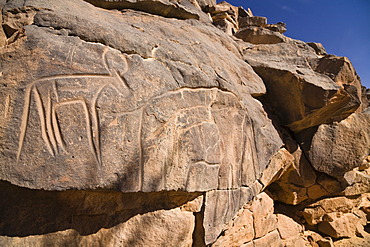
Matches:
[84,0,212,22]
[305,109,370,177]
[243,40,363,133]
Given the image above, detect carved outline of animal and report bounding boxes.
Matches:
[17,48,131,166]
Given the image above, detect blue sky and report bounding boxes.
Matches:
[224,0,370,88]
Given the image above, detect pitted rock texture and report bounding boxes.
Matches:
[0,0,282,192]
[84,0,212,22]
[0,181,199,246]
[1,0,370,246]
[306,108,370,177]
[242,39,364,133]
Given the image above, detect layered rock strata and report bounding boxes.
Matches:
[0,0,369,246]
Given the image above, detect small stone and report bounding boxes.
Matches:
[250,192,277,238]
[235,26,286,44]
[253,230,283,247]
[180,195,204,212]
[212,208,254,247]
[307,42,327,56]
[259,148,294,189]
[238,16,267,28]
[276,214,303,240]
[307,184,328,200]
[317,237,334,247]
[318,213,361,238]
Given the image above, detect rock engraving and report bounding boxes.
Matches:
[17,48,130,165]
[3,95,11,118]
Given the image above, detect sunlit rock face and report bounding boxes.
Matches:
[0,0,369,246]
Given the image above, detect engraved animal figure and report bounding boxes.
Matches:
[17,48,130,165]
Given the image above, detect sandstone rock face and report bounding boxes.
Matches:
[0,181,199,246]
[0,0,286,245]
[212,192,309,247]
[1,0,370,246]
[243,40,363,133]
[343,165,370,196]
[235,26,286,44]
[85,0,211,22]
[307,109,370,177]
[0,0,282,192]
[301,194,370,239]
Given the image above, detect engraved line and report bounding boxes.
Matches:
[102,48,110,73]
[35,74,113,83]
[91,84,110,165]
[69,45,77,64]
[17,85,33,162]
[46,91,58,154]
[33,87,54,157]
[55,99,100,166]
[121,53,129,74]
[4,95,10,118]
[52,104,67,153]
[52,81,59,102]
[138,107,144,191]
[239,113,247,184]
[64,46,72,64]
[113,70,132,92]
[103,87,235,117]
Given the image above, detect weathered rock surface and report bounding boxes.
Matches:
[0,0,282,192]
[306,108,370,177]
[1,0,369,246]
[0,181,199,246]
[212,192,309,247]
[85,0,212,22]
[243,40,363,133]
[235,26,287,44]
[342,165,370,196]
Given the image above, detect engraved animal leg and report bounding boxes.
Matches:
[54,99,100,166]
[52,103,67,153]
[17,84,33,161]
[4,95,11,118]
[46,91,58,154]
[33,87,54,156]
[91,84,110,165]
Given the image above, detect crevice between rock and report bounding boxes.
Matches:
[0,180,202,237]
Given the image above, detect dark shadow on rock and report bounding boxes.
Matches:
[0,180,201,237]
[255,93,299,153]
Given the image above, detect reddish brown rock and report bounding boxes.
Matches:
[306,109,370,177]
[0,0,283,193]
[317,237,334,247]
[212,207,254,247]
[343,166,370,196]
[85,0,212,22]
[302,196,356,225]
[250,192,277,238]
[264,22,287,34]
[307,42,327,56]
[238,16,267,27]
[235,26,286,44]
[259,148,293,189]
[318,213,362,238]
[243,40,362,133]
[253,230,283,247]
[267,146,319,205]
[1,0,369,246]
[276,214,303,240]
